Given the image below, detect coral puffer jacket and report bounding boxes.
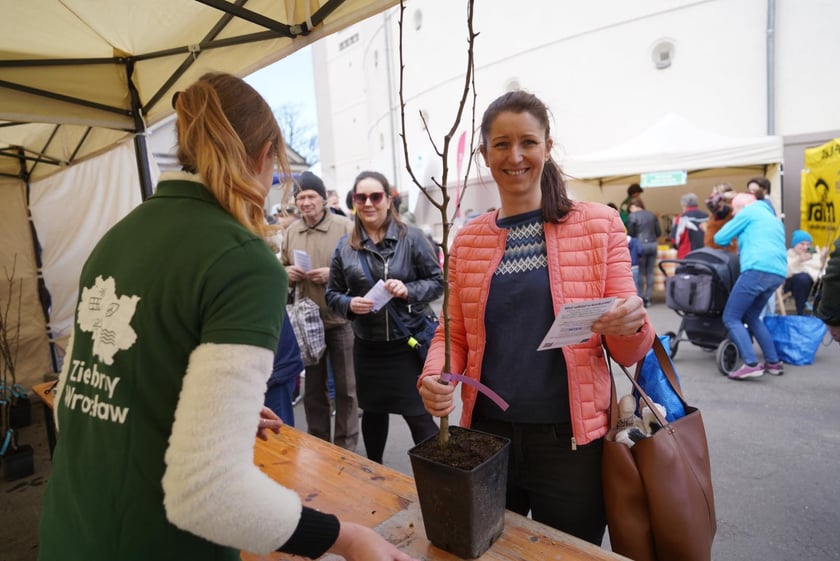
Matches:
[420,202,655,446]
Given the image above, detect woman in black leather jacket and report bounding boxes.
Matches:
[326,171,443,463]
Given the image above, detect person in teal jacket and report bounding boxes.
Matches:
[714,193,787,379]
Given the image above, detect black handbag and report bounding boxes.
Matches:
[358,252,439,362]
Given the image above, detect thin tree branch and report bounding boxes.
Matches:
[397,0,478,448]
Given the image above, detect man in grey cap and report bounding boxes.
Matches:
[281,171,359,451]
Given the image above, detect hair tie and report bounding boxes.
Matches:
[171,91,182,109]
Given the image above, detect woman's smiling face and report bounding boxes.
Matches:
[353,176,390,232]
[480,110,552,199]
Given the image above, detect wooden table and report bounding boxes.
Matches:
[31,381,627,560]
[244,427,628,561]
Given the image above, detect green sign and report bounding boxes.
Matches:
[640,170,687,188]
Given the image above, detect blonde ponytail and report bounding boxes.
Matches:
[174,73,290,237]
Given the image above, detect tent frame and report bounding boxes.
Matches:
[0,0,352,198]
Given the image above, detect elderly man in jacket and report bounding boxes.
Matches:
[282,172,359,450]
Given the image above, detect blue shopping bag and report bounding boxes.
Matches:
[763,315,827,366]
[634,335,686,423]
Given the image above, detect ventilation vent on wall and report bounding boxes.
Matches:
[651,39,675,70]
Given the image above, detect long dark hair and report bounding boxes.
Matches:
[348,170,405,250]
[479,91,574,223]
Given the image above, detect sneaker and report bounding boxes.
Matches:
[764,361,784,376]
[729,362,765,380]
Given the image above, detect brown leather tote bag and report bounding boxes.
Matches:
[602,337,716,561]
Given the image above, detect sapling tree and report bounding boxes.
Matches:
[397,0,478,446]
[0,257,23,446]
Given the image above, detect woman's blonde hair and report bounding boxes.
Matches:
[173,72,289,237]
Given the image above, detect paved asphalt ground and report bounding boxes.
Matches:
[3,301,839,560]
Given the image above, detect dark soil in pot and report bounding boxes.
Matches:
[410,425,508,469]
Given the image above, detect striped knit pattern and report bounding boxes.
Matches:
[496,218,547,276]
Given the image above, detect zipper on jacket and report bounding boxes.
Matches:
[571,436,577,451]
[383,258,391,341]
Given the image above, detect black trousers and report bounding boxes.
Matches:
[471,417,606,545]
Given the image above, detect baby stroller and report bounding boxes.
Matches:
[658,247,741,374]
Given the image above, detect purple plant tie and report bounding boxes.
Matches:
[440,372,509,411]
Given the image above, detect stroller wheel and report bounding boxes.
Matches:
[716,338,739,375]
[663,331,679,358]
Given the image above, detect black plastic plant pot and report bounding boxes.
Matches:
[408,426,510,559]
[3,444,35,481]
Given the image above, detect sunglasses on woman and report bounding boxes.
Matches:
[352,192,387,205]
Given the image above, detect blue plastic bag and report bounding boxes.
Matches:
[634,335,686,423]
[763,315,827,366]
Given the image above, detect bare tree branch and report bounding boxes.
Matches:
[273,102,320,165]
[1,256,23,441]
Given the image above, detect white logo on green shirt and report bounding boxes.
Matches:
[77,275,140,365]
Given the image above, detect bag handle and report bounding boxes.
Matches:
[604,336,687,431]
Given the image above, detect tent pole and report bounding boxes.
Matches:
[133,134,154,201]
[18,148,60,374]
[766,0,776,135]
[126,59,154,200]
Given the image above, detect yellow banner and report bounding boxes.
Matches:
[801,138,840,248]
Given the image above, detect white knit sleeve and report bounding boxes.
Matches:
[162,343,302,554]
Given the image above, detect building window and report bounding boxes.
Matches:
[339,33,359,51]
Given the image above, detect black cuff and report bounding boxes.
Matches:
[277,506,340,559]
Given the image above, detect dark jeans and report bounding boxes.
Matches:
[471,417,606,545]
[635,242,658,304]
[723,269,784,365]
[264,377,296,427]
[784,273,814,315]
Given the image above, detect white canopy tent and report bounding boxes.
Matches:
[0,0,397,388]
[560,113,785,216]
[414,113,785,238]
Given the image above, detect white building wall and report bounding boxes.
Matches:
[775,0,839,136]
[313,0,840,217]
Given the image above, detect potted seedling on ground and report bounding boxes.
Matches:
[0,257,35,481]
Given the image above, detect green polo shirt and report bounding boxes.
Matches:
[39,177,287,561]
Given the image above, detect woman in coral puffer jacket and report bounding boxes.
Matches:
[418,91,654,546]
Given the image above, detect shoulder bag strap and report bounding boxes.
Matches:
[604,336,687,430]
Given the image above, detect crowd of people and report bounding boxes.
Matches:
[37,69,839,560]
[615,171,836,380]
